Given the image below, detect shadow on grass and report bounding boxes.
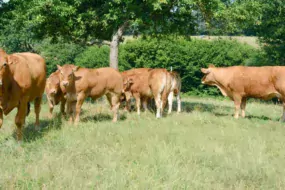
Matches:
[246,115,279,121]
[182,101,232,113]
[12,113,64,143]
[214,110,279,121]
[81,113,127,123]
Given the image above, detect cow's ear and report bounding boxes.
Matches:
[73,66,80,72]
[57,65,62,70]
[201,68,211,74]
[208,64,215,68]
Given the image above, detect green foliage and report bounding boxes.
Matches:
[75,45,110,68]
[119,37,260,96]
[33,39,84,75]
[255,0,285,65]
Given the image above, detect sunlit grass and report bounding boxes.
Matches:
[0,97,285,189]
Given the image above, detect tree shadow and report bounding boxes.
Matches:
[246,115,279,121]
[81,113,127,123]
[214,111,279,121]
[12,113,64,143]
[182,101,232,113]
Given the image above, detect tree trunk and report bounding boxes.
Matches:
[109,21,128,70]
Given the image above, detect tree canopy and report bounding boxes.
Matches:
[0,0,284,66]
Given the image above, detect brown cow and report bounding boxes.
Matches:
[0,48,46,141]
[148,68,172,118]
[121,68,153,114]
[57,64,123,123]
[168,71,182,114]
[201,65,285,120]
[45,70,66,118]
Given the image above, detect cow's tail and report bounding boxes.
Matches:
[27,102,31,116]
[161,70,171,110]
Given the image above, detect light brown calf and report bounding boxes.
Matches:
[57,64,123,123]
[121,68,153,114]
[0,48,46,141]
[201,65,285,120]
[45,70,66,118]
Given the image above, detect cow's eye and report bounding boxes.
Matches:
[60,72,63,75]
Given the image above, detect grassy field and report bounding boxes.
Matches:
[1,97,285,189]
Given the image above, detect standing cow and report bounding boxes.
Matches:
[168,71,182,114]
[148,68,172,118]
[45,70,66,118]
[57,64,123,124]
[201,65,285,120]
[0,48,46,141]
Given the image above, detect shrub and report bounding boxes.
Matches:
[119,37,262,96]
[74,45,109,68]
[34,39,85,75]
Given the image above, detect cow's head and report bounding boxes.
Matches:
[0,49,9,87]
[201,64,216,85]
[122,76,134,93]
[46,71,61,96]
[57,64,79,88]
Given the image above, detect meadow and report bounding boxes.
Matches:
[1,97,285,189]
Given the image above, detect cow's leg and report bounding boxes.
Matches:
[34,97,42,130]
[15,101,28,142]
[60,98,66,116]
[74,93,85,124]
[133,93,141,115]
[281,100,285,122]
[0,109,3,128]
[167,91,174,114]
[124,92,131,111]
[106,93,112,110]
[47,96,54,119]
[48,105,54,119]
[154,94,162,118]
[233,96,242,119]
[142,97,149,112]
[241,97,247,118]
[110,94,120,122]
[67,101,76,123]
[177,93,181,113]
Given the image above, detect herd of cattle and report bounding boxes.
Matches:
[0,49,285,142]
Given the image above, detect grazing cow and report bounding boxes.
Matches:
[168,71,182,114]
[45,70,66,118]
[57,64,123,123]
[148,68,172,118]
[121,68,153,114]
[0,48,46,141]
[201,65,285,120]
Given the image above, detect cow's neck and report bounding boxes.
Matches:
[1,68,13,110]
[66,82,76,94]
[213,68,231,97]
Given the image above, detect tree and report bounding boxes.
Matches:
[254,0,285,64]
[0,0,207,69]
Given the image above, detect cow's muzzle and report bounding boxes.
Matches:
[62,81,69,87]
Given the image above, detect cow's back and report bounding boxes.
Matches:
[11,53,46,100]
[75,67,123,97]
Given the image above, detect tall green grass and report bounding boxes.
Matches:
[0,97,285,189]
